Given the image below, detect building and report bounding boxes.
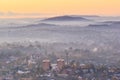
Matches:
[42,59,51,71]
[57,59,65,70]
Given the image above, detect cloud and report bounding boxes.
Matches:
[6,11,43,16]
[0,11,50,16]
[0,11,55,18]
[0,12,4,16]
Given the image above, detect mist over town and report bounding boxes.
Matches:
[0,15,120,80]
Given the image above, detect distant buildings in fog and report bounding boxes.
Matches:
[42,58,65,72]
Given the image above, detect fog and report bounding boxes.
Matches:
[0,16,120,64]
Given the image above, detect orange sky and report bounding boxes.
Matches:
[0,0,120,18]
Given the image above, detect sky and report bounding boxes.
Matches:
[0,0,120,18]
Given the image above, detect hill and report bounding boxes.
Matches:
[42,15,89,21]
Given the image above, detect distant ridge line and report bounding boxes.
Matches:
[42,15,89,21]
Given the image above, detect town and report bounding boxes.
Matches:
[0,42,120,80]
[0,52,120,80]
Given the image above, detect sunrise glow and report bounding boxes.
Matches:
[0,0,120,18]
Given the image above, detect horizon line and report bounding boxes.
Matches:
[0,14,120,19]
